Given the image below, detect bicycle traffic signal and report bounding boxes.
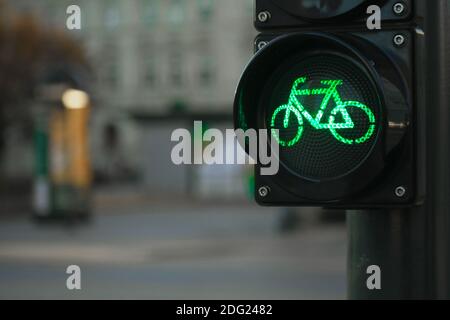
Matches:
[234,0,425,208]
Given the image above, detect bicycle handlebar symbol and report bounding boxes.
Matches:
[270,77,377,147]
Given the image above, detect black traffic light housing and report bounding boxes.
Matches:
[234,0,425,208]
[254,0,413,29]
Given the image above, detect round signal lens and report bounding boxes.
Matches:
[265,53,382,181]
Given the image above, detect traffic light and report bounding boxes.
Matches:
[234,0,425,208]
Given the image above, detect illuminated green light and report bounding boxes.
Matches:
[329,101,376,145]
[270,77,377,147]
[271,104,304,147]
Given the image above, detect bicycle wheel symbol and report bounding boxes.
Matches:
[270,104,304,148]
[329,101,377,145]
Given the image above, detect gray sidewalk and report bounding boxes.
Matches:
[0,205,347,299]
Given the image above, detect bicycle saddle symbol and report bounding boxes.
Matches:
[270,77,376,147]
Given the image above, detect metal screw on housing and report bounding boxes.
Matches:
[258,186,270,198]
[393,34,406,47]
[395,186,407,198]
[257,11,271,23]
[257,41,268,51]
[393,2,406,16]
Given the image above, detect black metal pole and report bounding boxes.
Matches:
[347,209,429,299]
[347,0,450,300]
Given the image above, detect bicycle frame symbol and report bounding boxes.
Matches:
[270,77,377,147]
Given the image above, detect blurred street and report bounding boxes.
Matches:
[0,0,348,300]
[0,194,346,300]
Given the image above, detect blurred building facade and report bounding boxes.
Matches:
[5,0,255,198]
[12,0,254,108]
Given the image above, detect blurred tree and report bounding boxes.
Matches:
[0,1,88,157]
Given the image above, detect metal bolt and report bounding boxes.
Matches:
[258,186,270,198]
[393,2,406,16]
[257,11,271,23]
[257,41,268,51]
[395,186,407,198]
[393,34,406,47]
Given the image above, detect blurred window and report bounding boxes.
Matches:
[99,41,120,89]
[105,62,119,89]
[168,0,185,27]
[144,56,158,88]
[197,0,214,22]
[169,51,183,87]
[104,0,121,30]
[199,55,215,86]
[142,0,159,26]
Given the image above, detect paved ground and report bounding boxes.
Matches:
[0,204,347,300]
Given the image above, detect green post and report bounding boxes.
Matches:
[33,120,50,217]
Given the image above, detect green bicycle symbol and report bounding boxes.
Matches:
[270,77,377,147]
